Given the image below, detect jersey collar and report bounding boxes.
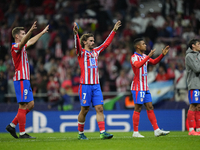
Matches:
[12,43,16,45]
[135,52,143,56]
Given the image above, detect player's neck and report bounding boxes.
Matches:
[84,47,92,52]
[136,50,144,55]
[15,39,20,44]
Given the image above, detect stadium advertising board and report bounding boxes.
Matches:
[0,110,184,133]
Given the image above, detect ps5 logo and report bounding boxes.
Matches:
[26,111,54,133]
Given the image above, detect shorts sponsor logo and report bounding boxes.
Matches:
[83,100,86,104]
[195,97,198,101]
[25,96,27,100]
[141,98,143,102]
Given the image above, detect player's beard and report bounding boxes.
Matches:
[89,44,94,50]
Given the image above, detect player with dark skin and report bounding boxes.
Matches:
[131,38,170,137]
[134,40,169,113]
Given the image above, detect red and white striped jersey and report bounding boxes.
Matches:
[130,52,164,91]
[11,43,30,81]
[74,31,116,84]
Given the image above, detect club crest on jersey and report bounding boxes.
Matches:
[82,99,86,104]
[195,97,198,101]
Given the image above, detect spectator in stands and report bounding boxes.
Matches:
[0,59,7,73]
[116,69,129,92]
[47,74,60,102]
[0,71,7,102]
[174,63,187,103]
[155,65,170,81]
[147,65,156,84]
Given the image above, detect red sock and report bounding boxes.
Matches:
[12,109,31,125]
[78,122,85,132]
[195,111,200,129]
[133,111,140,132]
[188,110,195,129]
[147,110,159,130]
[12,115,18,126]
[17,109,26,133]
[97,121,105,132]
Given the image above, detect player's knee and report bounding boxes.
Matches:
[96,106,103,113]
[81,108,89,116]
[196,104,200,111]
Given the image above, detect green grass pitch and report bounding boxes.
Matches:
[0,131,199,150]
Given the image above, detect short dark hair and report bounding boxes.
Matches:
[12,27,24,38]
[188,39,200,49]
[133,38,143,49]
[80,33,94,48]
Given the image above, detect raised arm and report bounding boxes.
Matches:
[132,56,150,68]
[26,24,49,48]
[73,22,82,56]
[94,20,121,53]
[18,21,37,50]
[149,46,169,65]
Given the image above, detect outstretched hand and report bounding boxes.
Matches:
[162,46,170,55]
[73,22,78,35]
[42,25,49,34]
[148,49,156,58]
[113,20,122,32]
[30,21,37,32]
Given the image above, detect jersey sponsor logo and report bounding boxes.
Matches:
[88,66,98,68]
[142,73,147,76]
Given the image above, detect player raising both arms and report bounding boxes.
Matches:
[6,22,49,138]
[73,21,121,140]
[130,38,170,137]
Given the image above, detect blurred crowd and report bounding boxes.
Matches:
[0,0,200,104]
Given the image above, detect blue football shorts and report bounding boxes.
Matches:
[131,90,152,104]
[14,80,34,103]
[78,84,104,107]
[188,89,200,104]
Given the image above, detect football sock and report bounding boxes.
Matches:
[78,122,85,134]
[195,111,200,129]
[147,110,159,130]
[98,121,105,133]
[17,108,26,133]
[11,115,18,126]
[133,111,140,132]
[188,110,195,132]
[11,108,31,126]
